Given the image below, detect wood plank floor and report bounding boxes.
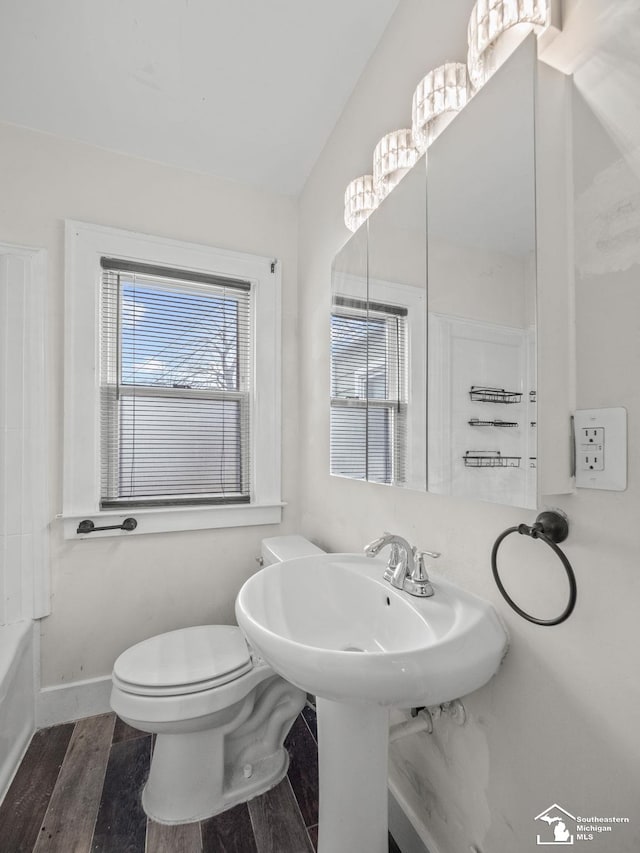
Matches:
[0,704,402,852]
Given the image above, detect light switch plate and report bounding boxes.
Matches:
[574,407,627,490]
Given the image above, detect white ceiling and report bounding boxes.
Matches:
[0,0,399,195]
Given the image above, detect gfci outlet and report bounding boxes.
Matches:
[580,427,604,471]
[574,408,627,491]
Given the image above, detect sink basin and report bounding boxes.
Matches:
[236,552,508,853]
[235,553,508,707]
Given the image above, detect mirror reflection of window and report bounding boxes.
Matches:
[330,297,407,485]
[331,155,427,491]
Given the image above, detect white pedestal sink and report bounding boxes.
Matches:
[236,554,508,853]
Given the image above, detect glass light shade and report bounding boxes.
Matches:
[467,0,548,89]
[344,174,379,232]
[412,63,469,153]
[372,129,418,199]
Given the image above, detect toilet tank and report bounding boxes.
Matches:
[261,535,324,567]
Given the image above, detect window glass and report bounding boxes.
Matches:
[100,268,251,507]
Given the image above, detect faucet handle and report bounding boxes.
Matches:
[420,549,441,560]
[382,542,406,584]
[403,551,435,598]
[363,531,392,555]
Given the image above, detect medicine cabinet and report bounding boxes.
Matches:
[330,34,573,508]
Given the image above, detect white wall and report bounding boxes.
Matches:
[0,122,299,687]
[429,240,531,328]
[298,0,640,850]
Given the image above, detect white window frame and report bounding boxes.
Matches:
[63,221,282,538]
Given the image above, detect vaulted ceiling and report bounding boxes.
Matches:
[0,0,399,195]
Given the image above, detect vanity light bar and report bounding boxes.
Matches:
[412,63,469,154]
[343,174,379,233]
[372,129,418,200]
[467,0,549,89]
[342,0,554,230]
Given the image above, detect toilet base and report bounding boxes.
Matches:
[134,675,306,824]
[142,727,291,825]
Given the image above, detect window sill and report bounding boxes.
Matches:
[60,502,284,540]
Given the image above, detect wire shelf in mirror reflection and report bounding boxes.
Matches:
[468,418,519,427]
[469,386,523,404]
[463,451,521,468]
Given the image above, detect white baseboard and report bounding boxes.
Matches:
[389,777,440,853]
[37,675,112,729]
[0,724,32,804]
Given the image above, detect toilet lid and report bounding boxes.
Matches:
[112,625,253,696]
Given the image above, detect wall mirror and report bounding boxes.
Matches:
[330,35,572,509]
[331,158,426,490]
[427,35,537,508]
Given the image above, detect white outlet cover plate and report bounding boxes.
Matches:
[574,407,627,491]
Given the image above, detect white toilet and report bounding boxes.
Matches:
[110,535,323,825]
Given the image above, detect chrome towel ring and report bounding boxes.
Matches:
[491,510,576,626]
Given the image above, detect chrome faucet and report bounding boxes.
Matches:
[364,533,439,597]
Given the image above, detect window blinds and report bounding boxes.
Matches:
[330,296,407,484]
[99,258,252,508]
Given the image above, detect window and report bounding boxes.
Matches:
[100,259,252,508]
[330,296,408,484]
[64,222,281,537]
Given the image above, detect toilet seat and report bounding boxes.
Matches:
[112,625,254,697]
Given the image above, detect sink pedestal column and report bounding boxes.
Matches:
[316,698,390,853]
